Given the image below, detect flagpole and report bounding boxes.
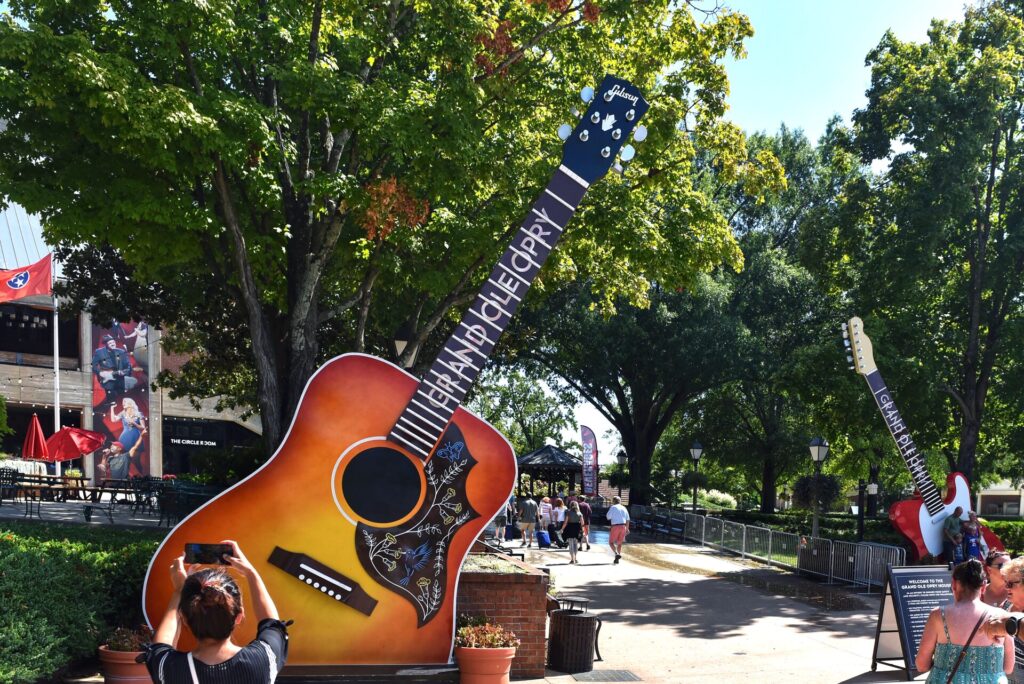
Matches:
[52,255,61,477]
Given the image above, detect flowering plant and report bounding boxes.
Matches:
[454,615,519,649]
[161,474,177,480]
[105,625,154,652]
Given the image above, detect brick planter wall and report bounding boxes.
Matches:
[457,553,549,679]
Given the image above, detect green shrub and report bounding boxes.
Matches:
[0,522,162,683]
[982,520,1024,556]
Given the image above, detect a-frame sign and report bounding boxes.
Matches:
[872,564,952,679]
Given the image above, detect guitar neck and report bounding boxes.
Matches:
[861,370,944,517]
[388,166,590,460]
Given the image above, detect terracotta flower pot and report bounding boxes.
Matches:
[98,646,149,684]
[454,646,516,684]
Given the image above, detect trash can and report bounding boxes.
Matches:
[547,609,602,673]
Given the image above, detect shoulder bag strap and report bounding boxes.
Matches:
[187,652,200,684]
[946,611,988,684]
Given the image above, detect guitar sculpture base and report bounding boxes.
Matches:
[279,664,458,683]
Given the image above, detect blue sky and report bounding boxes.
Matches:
[723,0,969,141]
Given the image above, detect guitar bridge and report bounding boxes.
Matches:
[268,546,378,616]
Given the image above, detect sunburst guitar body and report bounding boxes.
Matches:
[144,354,515,663]
[143,75,652,666]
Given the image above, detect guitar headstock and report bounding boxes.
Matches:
[559,75,650,185]
[842,316,877,376]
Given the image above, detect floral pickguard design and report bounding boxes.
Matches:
[355,423,479,626]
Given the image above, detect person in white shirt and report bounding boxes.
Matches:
[539,496,553,529]
[606,496,630,564]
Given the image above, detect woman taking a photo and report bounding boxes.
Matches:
[144,540,288,683]
[916,559,1013,683]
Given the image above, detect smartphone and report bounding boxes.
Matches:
[184,543,233,565]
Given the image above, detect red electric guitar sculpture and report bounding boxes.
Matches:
[143,75,650,665]
[844,316,1002,561]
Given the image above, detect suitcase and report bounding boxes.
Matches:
[536,530,551,548]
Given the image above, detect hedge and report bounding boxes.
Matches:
[0,522,162,683]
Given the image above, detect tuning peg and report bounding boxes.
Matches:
[579,130,589,142]
[571,108,580,118]
[581,86,594,103]
[620,144,636,162]
[603,89,614,102]
[557,124,572,141]
[633,125,648,142]
[849,365,855,371]
[590,112,601,124]
[843,339,850,349]
[841,322,848,331]
[847,355,854,364]
[626,108,636,121]
[612,162,624,175]
[612,129,622,140]
[601,146,611,158]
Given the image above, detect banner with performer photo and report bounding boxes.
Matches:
[581,425,598,496]
[90,320,151,480]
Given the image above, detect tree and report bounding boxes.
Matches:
[851,1,1024,483]
[506,278,741,506]
[0,1,757,452]
[466,369,574,456]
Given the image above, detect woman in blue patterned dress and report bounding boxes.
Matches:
[916,559,1014,683]
[110,398,146,452]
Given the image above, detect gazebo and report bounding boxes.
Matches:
[516,445,583,496]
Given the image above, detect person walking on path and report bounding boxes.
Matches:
[607,495,630,565]
[517,494,539,548]
[561,500,584,564]
[578,495,593,551]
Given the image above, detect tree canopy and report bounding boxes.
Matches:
[0,0,766,451]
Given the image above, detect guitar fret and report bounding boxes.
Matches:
[518,225,553,251]
[497,262,531,287]
[530,208,565,233]
[545,188,574,211]
[427,369,470,399]
[387,431,430,459]
[486,277,522,302]
[423,378,461,405]
[559,164,590,188]
[469,307,504,333]
[507,247,542,271]
[392,423,436,449]
[398,415,441,441]
[410,398,451,425]
[437,357,474,382]
[441,347,481,372]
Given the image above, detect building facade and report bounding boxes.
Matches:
[0,293,261,481]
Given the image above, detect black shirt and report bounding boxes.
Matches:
[144,619,288,684]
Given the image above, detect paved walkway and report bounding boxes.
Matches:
[509,530,921,683]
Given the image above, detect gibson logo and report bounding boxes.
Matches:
[608,85,638,105]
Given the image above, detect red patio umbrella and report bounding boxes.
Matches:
[22,413,49,460]
[45,426,107,462]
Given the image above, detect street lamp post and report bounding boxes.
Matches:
[690,440,703,512]
[867,464,880,517]
[856,479,866,542]
[808,437,830,539]
[616,450,628,497]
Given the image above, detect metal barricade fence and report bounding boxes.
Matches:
[683,512,705,544]
[744,525,772,563]
[831,540,861,586]
[703,516,725,549]
[627,510,905,589]
[797,536,833,581]
[721,520,746,556]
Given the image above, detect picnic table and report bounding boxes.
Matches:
[17,473,67,518]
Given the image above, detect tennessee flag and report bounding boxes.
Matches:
[0,254,52,303]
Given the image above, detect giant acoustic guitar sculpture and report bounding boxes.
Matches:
[844,316,1002,562]
[143,75,649,665]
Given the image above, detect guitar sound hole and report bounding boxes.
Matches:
[341,446,422,525]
